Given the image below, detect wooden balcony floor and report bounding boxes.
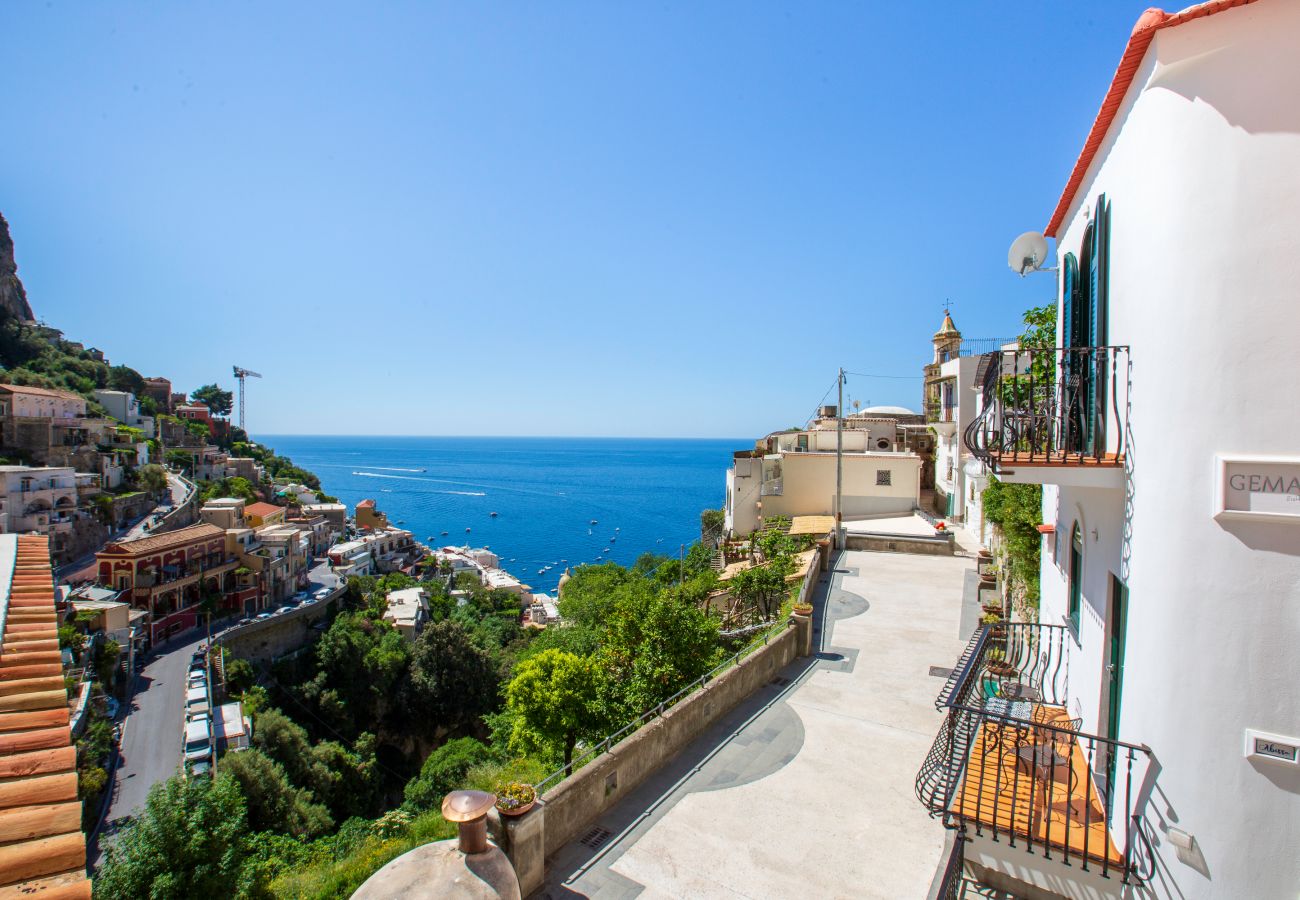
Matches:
[953,705,1123,868]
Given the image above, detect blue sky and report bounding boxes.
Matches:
[3,2,1150,438]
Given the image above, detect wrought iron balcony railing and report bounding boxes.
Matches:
[916,622,1154,885]
[964,347,1129,472]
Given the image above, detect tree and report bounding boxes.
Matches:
[191,383,234,417]
[165,449,194,473]
[399,620,498,738]
[295,613,410,738]
[700,507,725,541]
[136,463,169,499]
[94,774,254,900]
[600,588,722,714]
[404,737,493,811]
[729,560,792,623]
[506,649,602,773]
[220,748,333,838]
[225,656,256,695]
[107,364,146,395]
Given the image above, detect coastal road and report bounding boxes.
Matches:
[57,473,192,581]
[91,626,209,867]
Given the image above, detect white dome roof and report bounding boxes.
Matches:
[855,405,916,416]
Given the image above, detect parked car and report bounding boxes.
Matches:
[256,611,273,621]
[237,616,252,626]
[186,758,212,779]
[313,588,331,600]
[183,718,212,764]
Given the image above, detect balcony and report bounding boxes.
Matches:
[916,623,1154,897]
[963,347,1129,488]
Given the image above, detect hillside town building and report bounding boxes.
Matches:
[724,409,924,536]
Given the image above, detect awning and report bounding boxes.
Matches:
[788,515,835,536]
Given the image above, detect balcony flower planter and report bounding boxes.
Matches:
[987,661,1019,678]
[495,783,536,817]
[792,602,813,616]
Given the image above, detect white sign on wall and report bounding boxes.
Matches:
[1244,729,1300,766]
[1215,455,1300,524]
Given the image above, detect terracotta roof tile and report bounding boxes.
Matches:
[98,522,224,557]
[0,536,89,894]
[244,502,284,518]
[1045,0,1261,236]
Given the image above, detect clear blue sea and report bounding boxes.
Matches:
[255,435,739,593]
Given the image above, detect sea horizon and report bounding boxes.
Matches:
[258,434,738,594]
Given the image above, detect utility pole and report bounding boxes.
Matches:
[836,367,845,547]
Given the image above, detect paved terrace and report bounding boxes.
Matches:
[538,547,972,899]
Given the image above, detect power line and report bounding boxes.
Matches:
[843,371,923,380]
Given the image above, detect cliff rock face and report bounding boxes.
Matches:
[0,213,36,321]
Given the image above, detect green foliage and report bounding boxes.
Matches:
[58,623,86,654]
[1019,302,1057,350]
[191,383,234,417]
[700,507,725,540]
[94,774,255,900]
[252,707,383,823]
[506,649,604,769]
[94,638,121,689]
[403,737,493,811]
[397,620,498,739]
[599,587,722,715]
[136,463,169,497]
[0,317,110,401]
[185,419,211,440]
[199,476,259,504]
[983,475,1043,603]
[264,809,455,900]
[296,613,410,739]
[79,765,108,800]
[225,656,257,695]
[107,364,146,395]
[729,559,792,623]
[221,749,334,838]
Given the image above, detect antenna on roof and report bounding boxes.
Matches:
[1008,231,1055,277]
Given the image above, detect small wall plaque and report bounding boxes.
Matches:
[1215,455,1300,524]
[1244,729,1299,766]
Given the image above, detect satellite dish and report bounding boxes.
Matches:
[1008,231,1050,276]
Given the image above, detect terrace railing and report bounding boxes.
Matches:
[964,347,1129,472]
[916,623,1154,885]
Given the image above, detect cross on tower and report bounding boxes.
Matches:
[943,298,953,315]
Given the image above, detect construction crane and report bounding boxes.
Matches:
[232,366,262,432]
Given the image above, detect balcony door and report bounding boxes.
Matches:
[1105,573,1128,810]
[1061,194,1110,457]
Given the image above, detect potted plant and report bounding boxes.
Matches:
[495,781,537,817]
[986,647,1018,678]
[792,600,813,616]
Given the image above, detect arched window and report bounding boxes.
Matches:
[1069,523,1083,633]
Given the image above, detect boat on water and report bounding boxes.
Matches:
[490,511,499,517]
[441,531,448,536]
[590,519,598,525]
[609,537,616,543]
[465,527,472,533]
[615,527,620,531]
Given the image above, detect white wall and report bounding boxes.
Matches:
[1042,4,1300,895]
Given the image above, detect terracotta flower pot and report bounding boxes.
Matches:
[497,797,536,817]
[792,603,813,616]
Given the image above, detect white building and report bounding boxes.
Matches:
[724,411,923,536]
[328,540,373,577]
[921,313,1014,542]
[92,389,155,435]
[919,4,1300,898]
[383,586,429,639]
